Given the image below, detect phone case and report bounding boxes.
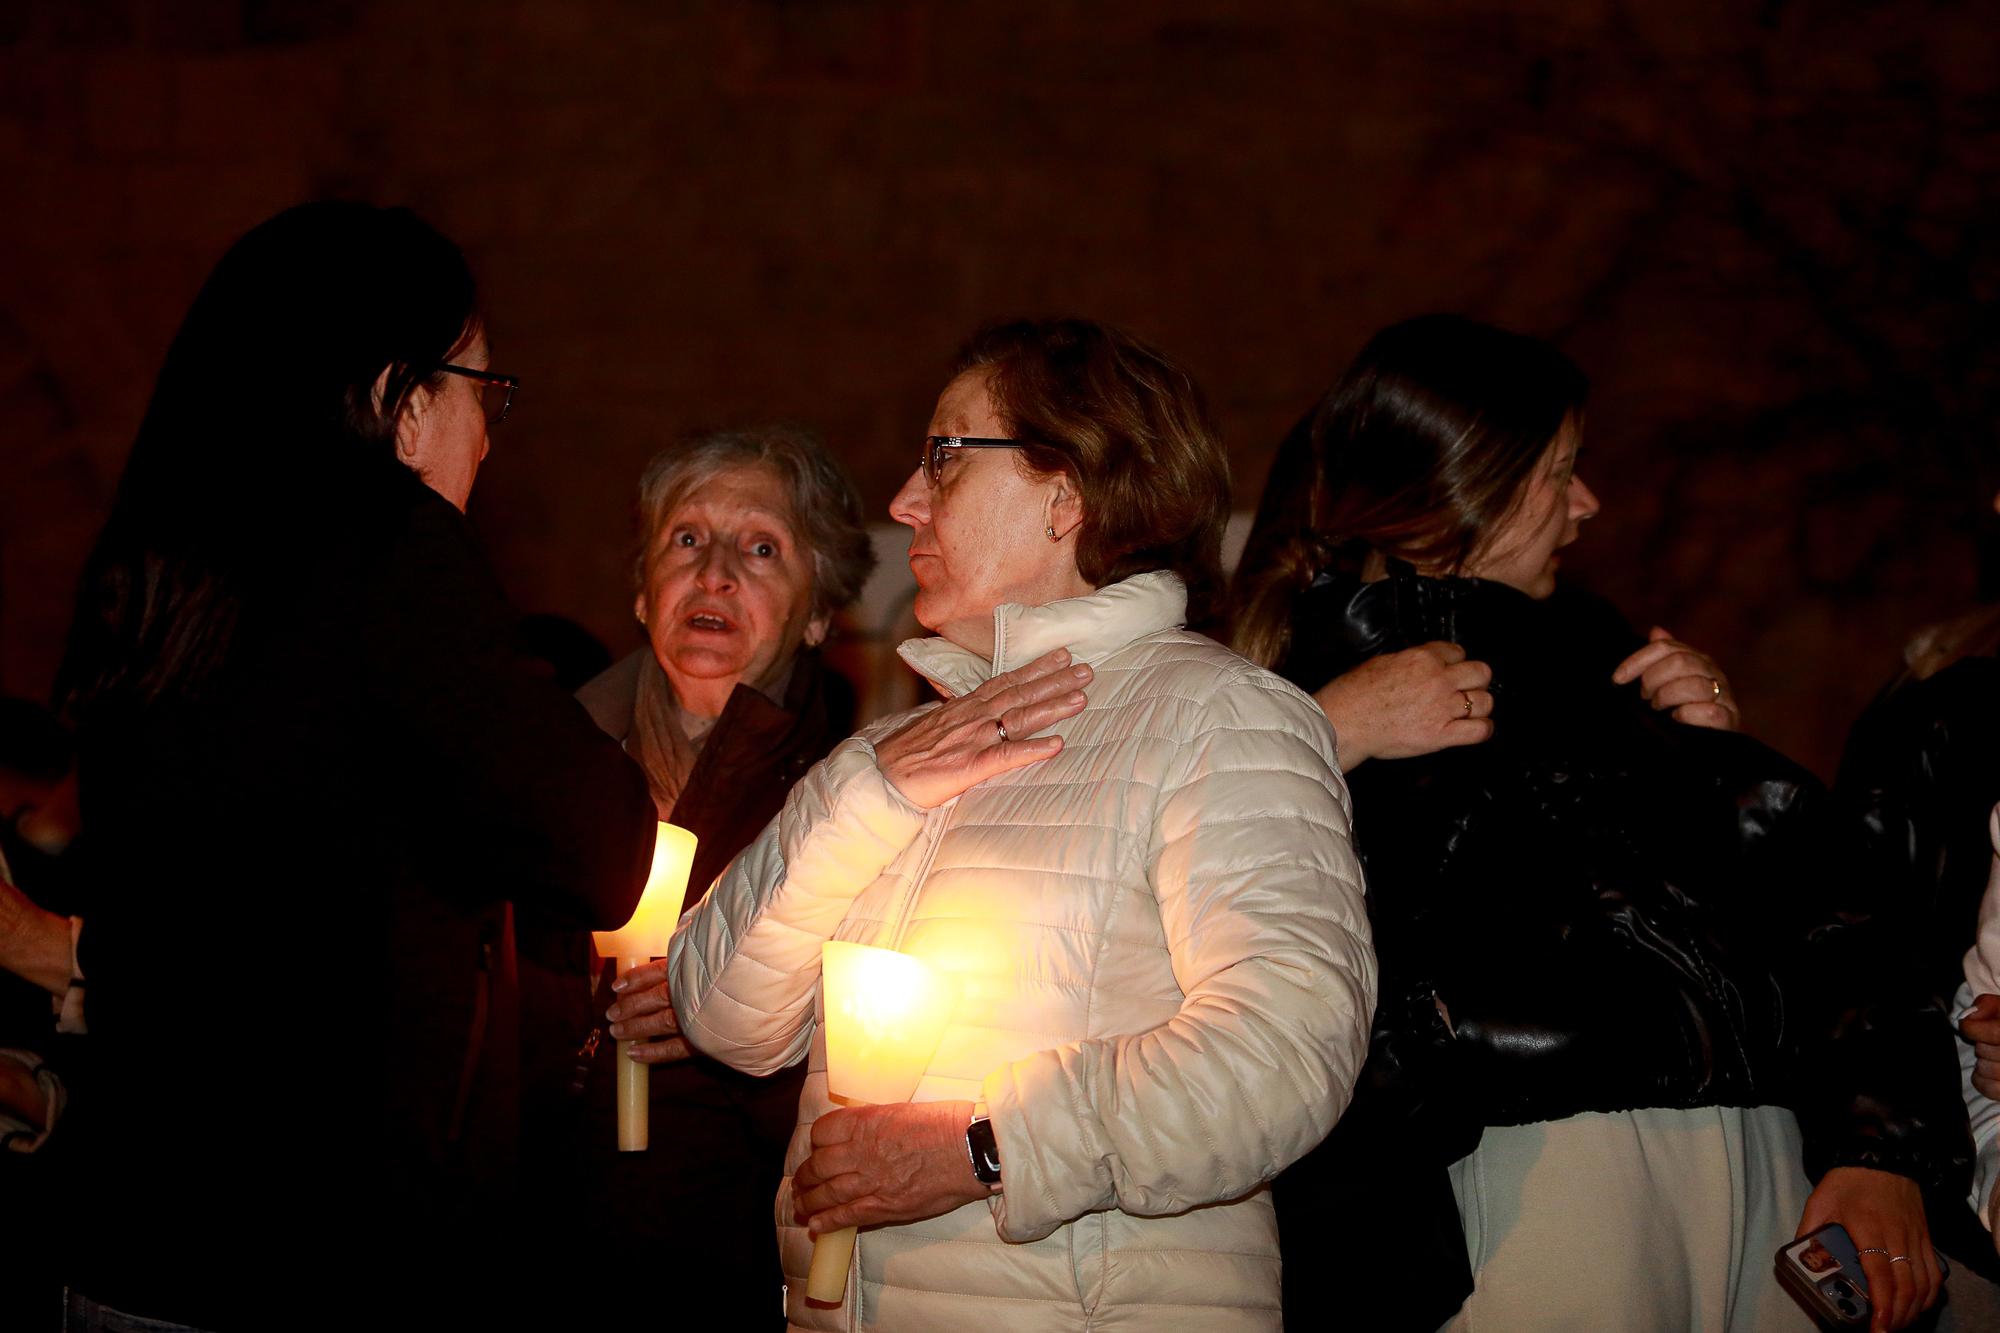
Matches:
[1775,1224,1871,1328]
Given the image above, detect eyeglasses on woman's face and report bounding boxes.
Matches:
[437,363,520,426]
[921,435,1025,487]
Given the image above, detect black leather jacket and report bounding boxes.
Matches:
[1273,568,1970,1331]
[1835,611,2000,1009]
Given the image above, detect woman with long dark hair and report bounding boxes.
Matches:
[1233,315,1967,1332]
[51,202,656,1329]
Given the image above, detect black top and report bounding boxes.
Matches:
[61,480,656,1328]
[1274,567,1969,1331]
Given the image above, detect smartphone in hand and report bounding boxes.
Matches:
[1776,1224,1870,1328]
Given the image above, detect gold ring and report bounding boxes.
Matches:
[1460,691,1475,718]
[1709,677,1721,701]
[995,718,1009,743]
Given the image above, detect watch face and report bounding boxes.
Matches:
[967,1117,1002,1183]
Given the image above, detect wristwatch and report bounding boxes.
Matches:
[965,1111,1002,1186]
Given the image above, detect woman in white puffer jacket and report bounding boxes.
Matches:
[664,318,1375,1331]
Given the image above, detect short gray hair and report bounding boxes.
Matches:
[634,425,876,623]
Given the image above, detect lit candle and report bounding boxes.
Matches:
[593,821,698,1152]
[805,940,956,1305]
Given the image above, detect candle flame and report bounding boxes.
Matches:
[593,822,698,961]
[821,941,956,1106]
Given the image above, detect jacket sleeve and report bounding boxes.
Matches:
[1957,812,2000,1224]
[1957,981,2000,1229]
[363,491,656,930]
[1772,777,1973,1194]
[1963,806,2000,999]
[668,734,927,1076]
[981,674,1376,1242]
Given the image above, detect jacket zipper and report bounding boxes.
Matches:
[836,782,951,1329]
[883,798,953,951]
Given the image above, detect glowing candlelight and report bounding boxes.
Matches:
[806,940,956,1305]
[594,821,698,1152]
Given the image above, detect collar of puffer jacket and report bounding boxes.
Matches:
[896,569,1188,698]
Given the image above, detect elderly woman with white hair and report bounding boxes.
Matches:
[536,425,875,1322]
[667,318,1375,1331]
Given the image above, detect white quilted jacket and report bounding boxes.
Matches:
[669,571,1376,1331]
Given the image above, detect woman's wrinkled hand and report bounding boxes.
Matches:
[874,647,1091,808]
[793,1099,989,1235]
[1312,642,1493,770]
[1795,1167,1940,1332]
[1611,626,1741,731]
[1960,992,2000,1101]
[606,957,693,1064]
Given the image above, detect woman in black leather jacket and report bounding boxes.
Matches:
[1232,315,1969,1332]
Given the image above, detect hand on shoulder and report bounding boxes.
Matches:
[875,648,1091,807]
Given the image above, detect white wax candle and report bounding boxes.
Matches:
[804,941,956,1304]
[617,956,648,1153]
[595,823,698,1153]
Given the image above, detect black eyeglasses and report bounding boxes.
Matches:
[437,363,520,426]
[922,435,1026,486]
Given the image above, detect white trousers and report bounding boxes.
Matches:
[1442,1105,1815,1333]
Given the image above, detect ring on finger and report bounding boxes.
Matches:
[1459,690,1475,718]
[1709,676,1721,701]
[994,717,1010,743]
[1855,1246,1914,1263]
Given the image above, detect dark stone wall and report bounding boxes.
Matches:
[3,0,1997,776]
